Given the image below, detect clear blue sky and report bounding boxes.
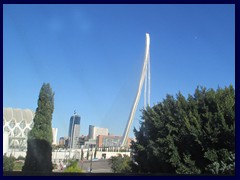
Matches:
[3,4,235,141]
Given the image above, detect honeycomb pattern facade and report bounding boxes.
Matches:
[3,108,35,149]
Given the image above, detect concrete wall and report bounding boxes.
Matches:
[5,149,130,161]
[3,132,9,155]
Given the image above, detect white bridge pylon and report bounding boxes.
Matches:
[121,33,150,147]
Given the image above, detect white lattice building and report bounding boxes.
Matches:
[3,108,35,151]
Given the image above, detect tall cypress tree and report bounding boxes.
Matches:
[22,83,54,172]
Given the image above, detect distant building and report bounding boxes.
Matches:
[88,125,108,140]
[68,114,81,149]
[78,135,88,148]
[59,137,65,146]
[97,135,132,148]
[84,139,97,148]
[59,136,68,147]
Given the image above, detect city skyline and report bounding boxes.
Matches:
[3,4,235,141]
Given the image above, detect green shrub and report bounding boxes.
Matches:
[3,154,15,171]
[64,160,83,173]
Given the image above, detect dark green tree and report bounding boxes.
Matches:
[131,85,235,175]
[22,83,54,172]
[109,154,132,173]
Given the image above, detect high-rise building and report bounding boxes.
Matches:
[88,125,108,140]
[68,114,81,149]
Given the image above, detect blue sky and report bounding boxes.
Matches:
[3,4,235,141]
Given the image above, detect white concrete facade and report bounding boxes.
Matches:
[3,108,35,150]
[3,107,59,151]
[52,128,58,145]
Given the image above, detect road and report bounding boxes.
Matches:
[79,159,112,173]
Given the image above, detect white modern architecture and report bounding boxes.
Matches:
[3,108,35,151]
[121,33,151,146]
[3,107,58,152]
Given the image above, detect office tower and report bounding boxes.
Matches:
[68,113,81,149]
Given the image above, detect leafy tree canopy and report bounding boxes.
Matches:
[131,85,235,175]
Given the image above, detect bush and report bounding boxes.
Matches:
[109,154,132,173]
[14,161,24,171]
[3,154,15,171]
[64,160,83,173]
